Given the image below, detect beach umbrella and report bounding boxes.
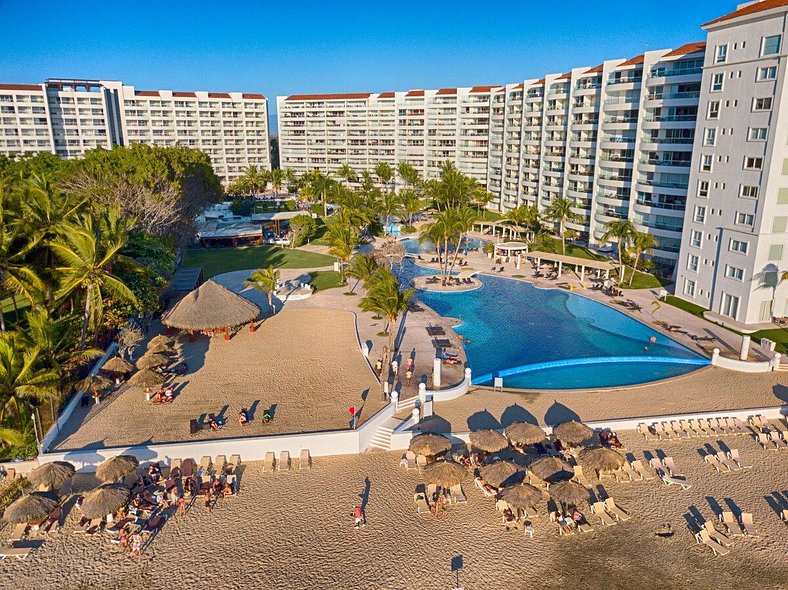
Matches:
[499,484,543,509]
[75,374,113,394]
[95,455,139,483]
[128,369,165,389]
[422,461,467,487]
[162,280,261,331]
[409,433,452,457]
[2,492,59,524]
[578,447,625,475]
[81,484,131,519]
[148,335,174,348]
[27,461,75,491]
[136,353,171,370]
[553,421,595,446]
[505,422,546,446]
[479,461,523,488]
[469,429,509,453]
[549,480,590,507]
[528,456,573,483]
[145,342,176,355]
[101,357,133,374]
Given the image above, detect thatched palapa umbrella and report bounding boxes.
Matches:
[136,352,171,370]
[101,356,134,374]
[27,461,75,491]
[162,280,261,339]
[479,461,523,488]
[75,374,112,394]
[409,433,452,457]
[578,447,625,476]
[549,480,590,507]
[528,456,573,483]
[469,429,509,453]
[96,455,139,483]
[422,461,466,487]
[499,484,543,509]
[505,422,546,446]
[553,420,594,446]
[81,484,131,519]
[146,341,175,355]
[3,492,59,524]
[128,368,165,389]
[148,334,174,348]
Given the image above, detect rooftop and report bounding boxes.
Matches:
[704,0,788,27]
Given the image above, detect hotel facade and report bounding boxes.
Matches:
[0,79,270,185]
[278,0,788,327]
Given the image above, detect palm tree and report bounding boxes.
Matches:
[237,165,268,197]
[397,162,421,190]
[379,190,401,234]
[374,161,394,196]
[326,223,359,282]
[545,197,581,255]
[399,189,422,226]
[268,168,284,199]
[359,269,415,352]
[0,332,58,432]
[307,171,335,217]
[244,266,280,315]
[19,174,86,255]
[282,168,298,194]
[446,206,478,275]
[628,231,658,286]
[51,207,139,348]
[601,219,636,285]
[345,254,377,294]
[336,163,357,187]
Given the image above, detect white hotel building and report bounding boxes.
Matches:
[0,79,270,185]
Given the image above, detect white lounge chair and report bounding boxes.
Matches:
[688,419,707,437]
[572,465,592,487]
[0,546,32,560]
[740,512,760,537]
[671,420,690,438]
[663,457,684,478]
[299,449,311,470]
[414,492,430,515]
[662,422,678,439]
[450,483,466,504]
[757,433,778,451]
[716,452,739,472]
[7,523,27,543]
[621,462,640,481]
[400,450,417,470]
[679,419,694,437]
[278,451,290,471]
[699,418,721,436]
[263,452,275,473]
[652,422,667,440]
[591,501,617,526]
[704,453,728,473]
[727,449,751,469]
[229,454,241,468]
[724,418,746,435]
[604,498,630,521]
[697,529,730,556]
[781,509,788,524]
[703,521,733,547]
[720,511,745,536]
[630,460,654,480]
[637,423,656,441]
[770,432,788,450]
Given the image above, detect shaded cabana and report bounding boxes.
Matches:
[505,422,547,447]
[3,492,59,524]
[148,334,174,348]
[128,368,165,389]
[27,461,75,492]
[81,484,131,520]
[162,280,261,341]
[553,421,595,447]
[479,461,523,488]
[421,461,466,488]
[469,429,509,454]
[409,433,452,457]
[101,357,133,375]
[528,456,573,484]
[474,221,534,241]
[578,447,625,477]
[549,480,591,508]
[499,484,543,510]
[523,251,615,283]
[136,352,171,370]
[96,455,139,483]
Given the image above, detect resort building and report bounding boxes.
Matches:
[676,0,788,327]
[0,78,270,184]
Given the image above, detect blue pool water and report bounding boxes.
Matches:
[397,261,707,390]
[400,237,487,255]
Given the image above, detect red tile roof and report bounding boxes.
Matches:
[584,64,604,74]
[620,54,645,66]
[135,90,160,97]
[208,92,231,99]
[378,92,395,98]
[534,79,545,85]
[704,0,788,27]
[406,90,425,97]
[664,41,706,57]
[470,85,500,93]
[286,92,371,101]
[242,93,265,100]
[0,84,41,91]
[436,88,457,95]
[172,91,197,98]
[556,72,572,80]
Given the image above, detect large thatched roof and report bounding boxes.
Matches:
[27,461,75,490]
[499,484,543,509]
[422,461,466,487]
[578,447,625,473]
[95,455,139,483]
[81,484,130,519]
[505,422,546,446]
[147,335,174,348]
[128,369,165,388]
[528,456,573,483]
[549,480,590,506]
[136,352,171,370]
[469,429,509,453]
[553,421,595,446]
[75,375,112,393]
[3,492,58,524]
[479,461,523,488]
[162,280,260,330]
[101,357,134,374]
[409,433,452,457]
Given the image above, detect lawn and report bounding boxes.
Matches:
[254,199,296,214]
[308,270,344,292]
[184,245,335,278]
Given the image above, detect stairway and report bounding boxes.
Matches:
[366,416,402,451]
[776,362,788,372]
[396,395,419,411]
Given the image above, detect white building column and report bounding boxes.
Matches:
[432,358,441,388]
[739,335,751,361]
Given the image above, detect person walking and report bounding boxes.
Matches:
[391,359,399,379]
[176,495,187,517]
[405,369,413,386]
[375,358,383,378]
[352,505,365,528]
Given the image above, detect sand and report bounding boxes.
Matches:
[2,428,787,589]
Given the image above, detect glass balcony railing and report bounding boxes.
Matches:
[643,114,697,122]
[608,77,642,86]
[646,91,701,101]
[640,136,694,144]
[638,158,691,167]
[637,178,688,189]
[648,67,703,78]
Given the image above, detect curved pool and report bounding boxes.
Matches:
[400,237,487,255]
[398,261,708,389]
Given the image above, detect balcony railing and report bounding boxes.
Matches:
[646,91,701,101]
[608,77,642,86]
[638,158,691,167]
[635,196,686,210]
[637,178,688,189]
[643,114,697,122]
[640,136,694,144]
[648,67,702,78]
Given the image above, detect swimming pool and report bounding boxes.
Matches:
[398,261,708,390]
[400,237,487,255]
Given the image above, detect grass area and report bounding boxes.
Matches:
[535,236,603,261]
[616,270,671,290]
[311,215,336,246]
[308,270,344,292]
[184,245,335,278]
[254,199,296,214]
[477,209,503,222]
[663,295,706,319]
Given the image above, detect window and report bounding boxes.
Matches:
[701,154,713,172]
[757,66,778,81]
[694,205,707,223]
[754,97,773,111]
[762,35,782,56]
[707,101,720,119]
[711,73,724,92]
[704,128,717,146]
[729,239,749,254]
[698,180,709,197]
[715,44,728,63]
[744,157,763,170]
[748,127,767,141]
[684,279,696,297]
[725,265,744,281]
[687,254,699,272]
[740,185,759,198]
[736,212,755,226]
[690,230,703,247]
[769,244,784,261]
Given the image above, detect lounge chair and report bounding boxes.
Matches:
[719,511,745,536]
[613,468,632,483]
[630,460,654,480]
[740,513,759,537]
[604,498,631,521]
[181,458,195,478]
[727,449,751,469]
[704,453,728,473]
[549,511,575,536]
[781,509,788,524]
[299,449,311,470]
[663,457,684,478]
[591,502,617,526]
[229,454,241,468]
[699,419,721,437]
[414,493,430,515]
[688,419,707,437]
[474,477,497,497]
[702,521,733,547]
[749,415,766,430]
[200,456,212,471]
[716,452,740,472]
[0,546,32,560]
[712,418,734,435]
[697,529,730,556]
[662,422,679,439]
[670,420,690,438]
[400,450,417,470]
[637,423,657,440]
[654,461,691,489]
[170,458,182,471]
[732,418,750,434]
[7,523,27,543]
[770,432,788,450]
[263,452,275,473]
[43,507,63,533]
[84,518,103,535]
[450,484,467,504]
[652,422,667,439]
[214,455,226,474]
[757,433,778,451]
[278,451,290,471]
[416,455,428,470]
[572,465,592,487]
[621,462,641,481]
[142,515,165,535]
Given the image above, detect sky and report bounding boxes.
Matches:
[1,0,735,132]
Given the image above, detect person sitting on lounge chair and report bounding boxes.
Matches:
[222,482,234,497]
[209,418,220,431]
[163,387,174,402]
[238,410,249,426]
[570,507,588,526]
[503,507,517,523]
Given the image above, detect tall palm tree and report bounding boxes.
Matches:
[359,269,415,352]
[628,231,658,286]
[397,162,421,191]
[238,165,268,197]
[326,223,359,282]
[19,173,86,255]
[374,161,394,196]
[379,190,401,234]
[345,254,377,294]
[268,168,284,199]
[308,171,336,217]
[445,206,478,276]
[336,163,357,187]
[545,197,581,255]
[601,219,636,285]
[244,266,280,315]
[51,207,139,348]
[399,189,422,226]
[282,168,298,195]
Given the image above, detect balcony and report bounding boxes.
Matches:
[646,91,700,101]
[638,158,691,168]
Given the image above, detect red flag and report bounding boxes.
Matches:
[349,406,356,416]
